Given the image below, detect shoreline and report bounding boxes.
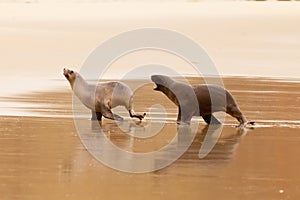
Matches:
[0,76,299,127]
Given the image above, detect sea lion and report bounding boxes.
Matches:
[151,75,254,128]
[63,68,146,122]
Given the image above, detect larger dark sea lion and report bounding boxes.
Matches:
[63,68,145,122]
[151,75,254,128]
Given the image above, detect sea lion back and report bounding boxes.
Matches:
[111,82,133,108]
[95,82,132,109]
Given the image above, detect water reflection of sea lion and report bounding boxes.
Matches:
[178,124,248,162]
[151,75,254,127]
[63,68,145,121]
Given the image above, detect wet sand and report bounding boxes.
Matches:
[0,77,300,200]
[1,1,300,199]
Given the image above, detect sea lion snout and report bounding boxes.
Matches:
[63,68,75,80]
[151,75,160,90]
[63,68,69,78]
[151,75,165,84]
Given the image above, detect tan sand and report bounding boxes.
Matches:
[1,1,300,199]
[0,77,300,200]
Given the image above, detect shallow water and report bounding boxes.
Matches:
[0,77,300,199]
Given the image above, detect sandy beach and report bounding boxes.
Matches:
[1,77,300,200]
[1,1,300,200]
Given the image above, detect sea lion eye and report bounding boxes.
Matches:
[70,71,74,74]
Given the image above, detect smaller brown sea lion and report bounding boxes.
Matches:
[151,75,254,128]
[63,68,146,121]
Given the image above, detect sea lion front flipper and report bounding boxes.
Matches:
[176,107,193,125]
[91,111,102,121]
[91,111,97,120]
[100,106,124,121]
[202,115,222,125]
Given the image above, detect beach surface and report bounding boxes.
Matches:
[1,1,300,200]
[1,77,300,200]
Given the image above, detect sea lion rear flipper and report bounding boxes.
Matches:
[248,121,255,125]
[128,97,146,121]
[236,120,255,128]
[129,110,146,121]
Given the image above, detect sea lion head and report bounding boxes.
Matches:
[63,68,76,80]
[151,75,174,91]
[63,68,78,86]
